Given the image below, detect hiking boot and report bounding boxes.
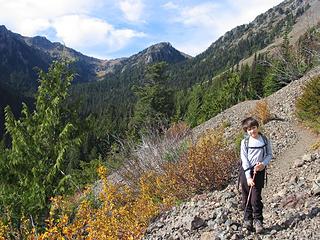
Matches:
[254,220,263,234]
[243,219,253,231]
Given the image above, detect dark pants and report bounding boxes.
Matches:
[240,167,265,222]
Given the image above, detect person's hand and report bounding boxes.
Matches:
[247,177,255,187]
[254,162,265,172]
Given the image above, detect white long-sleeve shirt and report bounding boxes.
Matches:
[241,135,272,179]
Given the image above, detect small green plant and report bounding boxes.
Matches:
[311,140,320,150]
[222,120,231,128]
[234,131,244,154]
[296,76,320,133]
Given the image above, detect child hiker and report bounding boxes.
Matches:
[240,117,272,233]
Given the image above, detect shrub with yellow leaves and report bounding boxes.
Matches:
[34,166,161,239]
[0,213,35,240]
[0,220,8,240]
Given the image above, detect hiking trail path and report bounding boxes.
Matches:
[261,121,320,239]
[264,122,318,197]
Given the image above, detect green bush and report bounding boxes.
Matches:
[296,76,320,132]
[234,131,244,155]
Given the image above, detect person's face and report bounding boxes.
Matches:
[247,125,259,138]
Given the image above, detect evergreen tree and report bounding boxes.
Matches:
[173,90,189,122]
[185,85,203,127]
[274,31,306,87]
[129,62,174,136]
[0,61,81,228]
[263,66,281,96]
[239,64,252,98]
[250,53,266,98]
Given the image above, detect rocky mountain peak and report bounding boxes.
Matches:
[0,25,8,33]
[129,42,190,65]
[24,35,55,50]
[0,25,15,41]
[146,42,177,53]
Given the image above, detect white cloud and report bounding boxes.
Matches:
[0,0,99,35]
[118,0,145,22]
[53,15,145,53]
[167,2,228,56]
[166,0,283,56]
[163,2,179,10]
[53,15,113,48]
[178,3,219,28]
[170,2,233,37]
[0,0,146,58]
[175,40,211,57]
[107,28,146,51]
[227,0,283,24]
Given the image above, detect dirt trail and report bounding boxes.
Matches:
[258,121,320,239]
[263,122,318,198]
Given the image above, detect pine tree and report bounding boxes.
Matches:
[129,62,174,136]
[250,53,266,98]
[239,64,252,98]
[263,66,281,96]
[185,85,203,127]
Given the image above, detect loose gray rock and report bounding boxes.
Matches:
[191,216,206,230]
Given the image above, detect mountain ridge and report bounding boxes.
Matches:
[168,0,317,88]
[0,25,189,87]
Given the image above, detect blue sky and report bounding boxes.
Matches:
[0,0,283,60]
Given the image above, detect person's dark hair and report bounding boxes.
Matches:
[241,117,259,132]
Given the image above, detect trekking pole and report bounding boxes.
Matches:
[244,171,256,217]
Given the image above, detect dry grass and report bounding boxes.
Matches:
[118,122,192,188]
[250,100,272,124]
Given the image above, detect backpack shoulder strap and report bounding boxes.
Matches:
[238,134,249,192]
[244,134,250,153]
[259,133,269,187]
[259,133,268,156]
[260,133,268,145]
